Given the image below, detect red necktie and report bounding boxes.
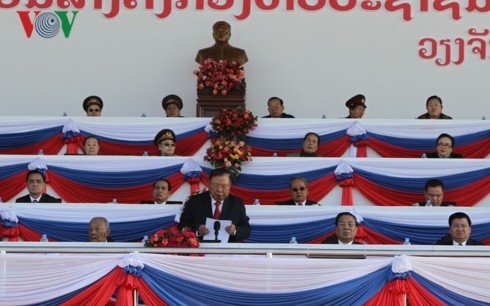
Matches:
[214,201,221,219]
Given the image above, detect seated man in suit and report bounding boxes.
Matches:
[140,178,182,205]
[417,95,452,119]
[88,217,114,242]
[423,133,462,158]
[15,170,61,203]
[413,179,456,206]
[262,97,295,118]
[287,132,320,157]
[178,168,250,242]
[435,212,484,246]
[322,212,362,245]
[278,177,318,206]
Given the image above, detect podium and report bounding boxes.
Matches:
[196,91,246,117]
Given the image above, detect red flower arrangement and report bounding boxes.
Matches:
[204,107,257,181]
[145,226,199,249]
[210,107,257,140]
[194,58,246,96]
[204,137,252,181]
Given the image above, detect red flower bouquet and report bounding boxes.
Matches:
[210,107,257,140]
[204,107,257,181]
[194,58,246,96]
[145,226,199,249]
[204,137,252,181]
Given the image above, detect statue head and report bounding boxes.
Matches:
[212,21,231,44]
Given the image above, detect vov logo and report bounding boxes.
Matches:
[17,11,78,38]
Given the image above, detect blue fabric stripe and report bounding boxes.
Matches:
[234,166,336,190]
[0,126,62,149]
[0,163,29,180]
[362,218,490,245]
[19,215,176,242]
[48,164,182,188]
[411,272,490,306]
[368,129,490,150]
[142,264,389,306]
[362,218,447,244]
[246,130,347,150]
[81,126,205,145]
[353,167,490,192]
[28,269,117,306]
[248,217,334,243]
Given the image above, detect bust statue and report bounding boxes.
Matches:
[195,21,248,66]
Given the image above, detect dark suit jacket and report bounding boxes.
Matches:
[277,199,319,206]
[322,235,362,244]
[15,193,62,203]
[140,200,183,204]
[424,152,463,158]
[262,113,295,118]
[435,234,484,245]
[178,191,251,242]
[417,112,453,119]
[418,201,456,207]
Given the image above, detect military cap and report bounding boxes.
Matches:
[83,96,104,111]
[162,95,183,110]
[345,94,367,109]
[154,129,176,145]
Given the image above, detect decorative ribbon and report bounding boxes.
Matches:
[181,159,203,195]
[335,161,355,206]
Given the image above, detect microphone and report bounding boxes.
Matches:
[213,221,220,241]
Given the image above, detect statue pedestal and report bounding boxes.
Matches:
[196,91,246,117]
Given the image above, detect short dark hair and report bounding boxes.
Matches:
[83,136,99,146]
[449,212,471,227]
[436,133,455,147]
[213,21,231,31]
[267,97,284,106]
[426,95,442,107]
[425,179,444,191]
[289,176,308,189]
[303,132,320,143]
[26,170,45,182]
[209,168,231,181]
[153,178,171,191]
[335,212,358,226]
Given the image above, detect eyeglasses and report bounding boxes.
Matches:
[437,143,452,148]
[211,183,231,190]
[291,187,306,192]
[451,224,468,229]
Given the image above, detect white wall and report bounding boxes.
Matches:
[1,4,488,119]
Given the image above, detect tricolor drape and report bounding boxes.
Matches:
[0,156,488,206]
[1,205,489,244]
[1,252,489,305]
[0,117,209,156]
[1,117,488,158]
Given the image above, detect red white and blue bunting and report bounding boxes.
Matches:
[0,252,489,305]
[0,117,488,158]
[0,156,488,207]
[1,205,489,245]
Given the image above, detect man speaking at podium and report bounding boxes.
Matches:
[178,168,250,242]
